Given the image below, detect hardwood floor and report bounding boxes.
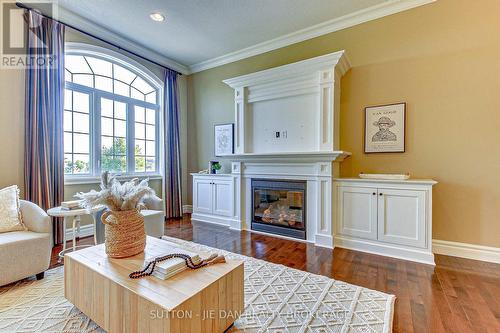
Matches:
[50,215,500,333]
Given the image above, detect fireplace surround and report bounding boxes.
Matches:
[251,179,306,240]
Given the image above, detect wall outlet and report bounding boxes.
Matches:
[275,131,280,138]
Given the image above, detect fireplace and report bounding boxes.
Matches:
[251,179,306,240]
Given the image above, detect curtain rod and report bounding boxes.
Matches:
[16,2,182,75]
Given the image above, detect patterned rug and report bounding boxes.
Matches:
[0,237,395,333]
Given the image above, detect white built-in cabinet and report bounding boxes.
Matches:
[335,178,437,265]
[192,174,235,226]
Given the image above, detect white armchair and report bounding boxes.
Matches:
[142,196,165,238]
[0,200,52,286]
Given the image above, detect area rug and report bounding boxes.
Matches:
[0,237,395,333]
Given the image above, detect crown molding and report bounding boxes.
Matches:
[55,6,191,74]
[222,50,349,89]
[188,0,436,73]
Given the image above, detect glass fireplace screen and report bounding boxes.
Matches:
[252,180,306,231]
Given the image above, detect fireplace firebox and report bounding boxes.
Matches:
[251,179,306,240]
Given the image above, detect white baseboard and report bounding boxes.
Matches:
[315,234,334,249]
[182,205,193,214]
[432,239,500,264]
[335,235,435,265]
[65,224,94,240]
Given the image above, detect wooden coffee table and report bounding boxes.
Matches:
[64,236,244,333]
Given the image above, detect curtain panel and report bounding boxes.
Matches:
[24,11,65,244]
[163,69,182,218]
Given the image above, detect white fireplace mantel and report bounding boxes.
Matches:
[221,150,351,162]
[230,159,339,248]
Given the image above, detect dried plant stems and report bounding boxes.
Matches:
[76,171,158,212]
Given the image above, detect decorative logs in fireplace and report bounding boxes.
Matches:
[251,179,306,240]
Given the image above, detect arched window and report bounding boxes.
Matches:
[63,43,162,179]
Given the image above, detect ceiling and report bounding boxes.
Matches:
[30,0,434,73]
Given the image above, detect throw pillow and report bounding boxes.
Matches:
[0,185,26,233]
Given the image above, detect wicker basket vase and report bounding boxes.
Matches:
[101,210,146,258]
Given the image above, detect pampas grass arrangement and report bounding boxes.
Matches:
[76,171,157,212]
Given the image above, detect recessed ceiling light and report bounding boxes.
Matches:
[149,12,165,22]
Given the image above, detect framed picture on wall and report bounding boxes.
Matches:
[364,102,406,153]
[214,123,234,156]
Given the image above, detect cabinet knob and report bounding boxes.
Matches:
[379,193,383,196]
[372,192,376,195]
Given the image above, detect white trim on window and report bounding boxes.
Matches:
[65,173,162,186]
[64,43,164,183]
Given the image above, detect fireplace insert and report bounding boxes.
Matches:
[251,179,306,240]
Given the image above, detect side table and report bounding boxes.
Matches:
[47,206,104,261]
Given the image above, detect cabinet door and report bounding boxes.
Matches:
[377,188,426,248]
[193,179,213,214]
[338,186,378,240]
[212,180,233,217]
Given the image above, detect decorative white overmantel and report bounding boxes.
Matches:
[223,50,350,155]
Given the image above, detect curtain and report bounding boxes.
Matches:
[163,69,182,218]
[24,11,65,244]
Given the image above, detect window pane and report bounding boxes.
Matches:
[73,154,90,173]
[146,158,155,172]
[101,155,126,173]
[135,123,145,139]
[73,91,89,113]
[101,136,113,154]
[73,74,94,88]
[113,138,127,155]
[135,140,145,155]
[64,154,73,174]
[131,88,144,101]
[135,156,145,172]
[145,108,155,125]
[65,55,92,74]
[116,156,127,172]
[86,56,112,77]
[145,125,155,140]
[101,117,113,136]
[146,140,155,156]
[131,76,153,94]
[114,80,129,97]
[64,111,72,131]
[101,98,113,117]
[64,89,72,110]
[115,119,127,137]
[114,101,126,120]
[73,113,89,133]
[145,91,156,104]
[135,106,145,122]
[95,75,113,92]
[64,132,72,153]
[73,133,89,154]
[114,64,136,84]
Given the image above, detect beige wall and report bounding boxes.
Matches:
[0,67,25,193]
[187,0,500,247]
[0,26,188,226]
